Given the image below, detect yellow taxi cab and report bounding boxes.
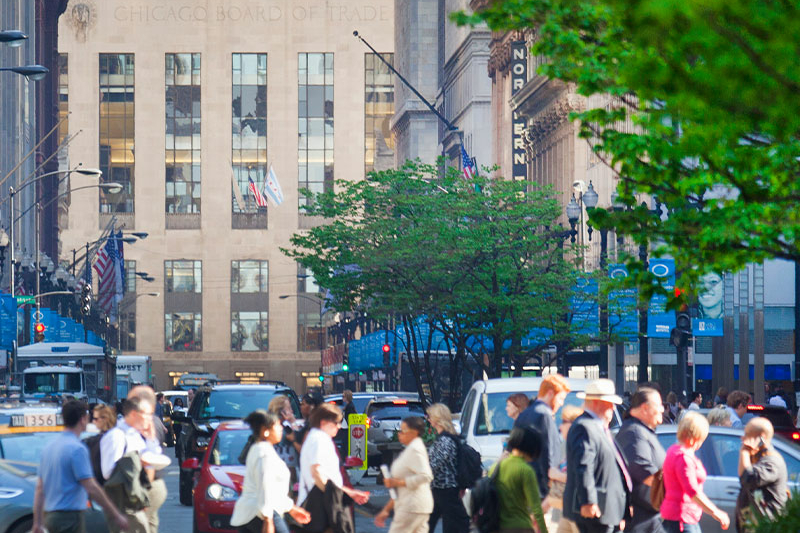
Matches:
[0,402,65,473]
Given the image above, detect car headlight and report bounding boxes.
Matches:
[206,483,238,501]
[194,437,209,451]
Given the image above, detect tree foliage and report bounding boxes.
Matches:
[284,162,606,405]
[455,0,800,297]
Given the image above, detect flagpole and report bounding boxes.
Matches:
[353,31,462,139]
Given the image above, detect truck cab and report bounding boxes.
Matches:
[22,364,86,401]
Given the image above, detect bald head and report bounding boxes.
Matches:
[744,417,774,442]
[128,385,156,406]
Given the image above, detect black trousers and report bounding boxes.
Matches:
[428,487,470,533]
[576,522,620,533]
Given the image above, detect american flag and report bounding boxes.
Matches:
[461,144,476,180]
[93,236,118,318]
[248,177,268,208]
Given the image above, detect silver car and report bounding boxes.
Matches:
[654,425,800,532]
[365,397,425,464]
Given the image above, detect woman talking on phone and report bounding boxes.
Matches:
[231,410,311,533]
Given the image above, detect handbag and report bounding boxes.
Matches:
[649,469,666,511]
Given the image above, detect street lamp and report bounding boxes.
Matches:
[0,65,48,81]
[0,30,27,47]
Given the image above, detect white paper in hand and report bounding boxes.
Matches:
[381,465,398,500]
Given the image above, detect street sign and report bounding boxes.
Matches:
[347,414,368,471]
[15,296,34,305]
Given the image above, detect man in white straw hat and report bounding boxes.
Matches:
[563,379,632,533]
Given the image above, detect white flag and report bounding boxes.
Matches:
[230,165,247,211]
[262,164,284,207]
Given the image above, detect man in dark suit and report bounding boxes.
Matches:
[563,379,632,533]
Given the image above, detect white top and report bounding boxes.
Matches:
[298,428,342,504]
[768,395,788,408]
[230,441,295,526]
[687,402,700,411]
[99,419,146,480]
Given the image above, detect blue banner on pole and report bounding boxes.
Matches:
[647,259,676,338]
[608,264,638,340]
[571,277,599,336]
[0,294,17,352]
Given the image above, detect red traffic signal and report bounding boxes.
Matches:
[34,323,45,334]
[382,343,390,353]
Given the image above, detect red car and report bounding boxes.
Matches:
[183,420,358,533]
[183,420,250,533]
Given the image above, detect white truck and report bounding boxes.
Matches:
[115,355,153,387]
[16,342,116,403]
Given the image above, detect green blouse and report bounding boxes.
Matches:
[489,454,547,531]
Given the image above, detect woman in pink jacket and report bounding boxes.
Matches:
[661,411,730,532]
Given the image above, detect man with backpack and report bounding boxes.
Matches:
[33,399,129,533]
[100,389,157,533]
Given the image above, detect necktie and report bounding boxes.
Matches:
[606,427,633,492]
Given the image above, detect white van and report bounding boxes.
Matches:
[459,377,623,469]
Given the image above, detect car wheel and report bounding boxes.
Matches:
[179,467,194,506]
[8,518,33,533]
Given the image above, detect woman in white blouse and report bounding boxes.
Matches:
[374,416,434,533]
[231,411,311,533]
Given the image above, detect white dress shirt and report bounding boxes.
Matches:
[298,428,342,504]
[99,419,146,480]
[230,441,295,526]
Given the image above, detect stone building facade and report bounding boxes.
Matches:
[56,0,394,391]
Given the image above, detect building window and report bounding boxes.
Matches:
[124,260,136,294]
[231,260,268,293]
[165,53,201,214]
[99,53,135,213]
[365,53,395,175]
[231,311,269,351]
[297,266,322,351]
[165,312,202,351]
[58,54,68,145]
[298,53,333,206]
[165,260,201,293]
[232,53,268,213]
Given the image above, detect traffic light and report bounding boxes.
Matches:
[80,283,92,315]
[34,322,45,343]
[342,352,349,372]
[382,343,391,366]
[670,309,692,349]
[318,374,325,382]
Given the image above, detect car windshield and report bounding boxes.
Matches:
[200,389,300,420]
[23,372,82,394]
[1,432,62,465]
[209,429,250,466]
[751,409,794,429]
[369,404,425,420]
[475,391,609,436]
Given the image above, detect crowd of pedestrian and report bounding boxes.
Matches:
[33,377,794,533]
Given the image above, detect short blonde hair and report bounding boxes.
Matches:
[707,406,731,426]
[426,403,456,434]
[343,390,353,403]
[267,395,288,417]
[93,405,116,432]
[561,405,583,424]
[677,411,709,445]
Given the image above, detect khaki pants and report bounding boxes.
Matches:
[145,478,168,533]
[389,512,429,533]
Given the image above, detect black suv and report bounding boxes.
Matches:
[174,382,301,505]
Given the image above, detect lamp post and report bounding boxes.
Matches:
[566,181,610,379]
[279,293,327,388]
[0,65,48,81]
[6,166,103,297]
[0,30,28,47]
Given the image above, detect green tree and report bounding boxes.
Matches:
[284,162,611,405]
[455,0,800,297]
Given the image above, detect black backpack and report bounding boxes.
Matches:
[83,432,106,485]
[470,459,501,533]
[445,433,482,490]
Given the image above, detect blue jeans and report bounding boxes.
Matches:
[662,520,701,533]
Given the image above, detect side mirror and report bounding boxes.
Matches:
[181,457,200,470]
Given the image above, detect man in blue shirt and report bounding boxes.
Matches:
[33,400,129,533]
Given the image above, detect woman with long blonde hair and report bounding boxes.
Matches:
[425,403,470,533]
